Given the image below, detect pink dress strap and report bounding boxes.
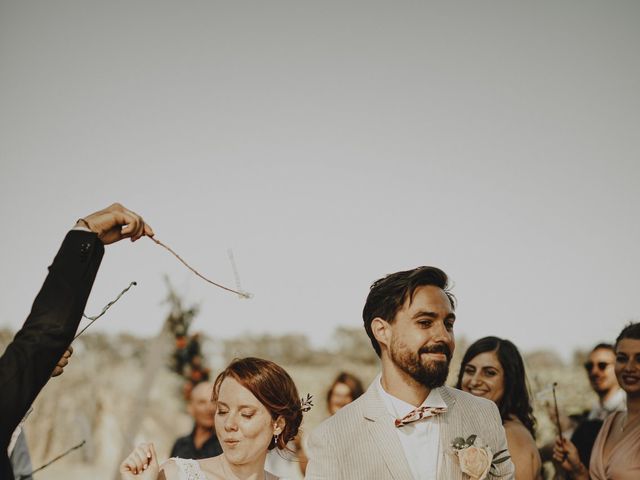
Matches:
[590,411,640,480]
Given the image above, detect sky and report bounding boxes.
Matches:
[1,1,639,360]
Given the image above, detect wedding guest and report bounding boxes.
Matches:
[0,202,153,480]
[554,322,640,479]
[305,266,514,479]
[170,381,222,460]
[326,372,364,416]
[583,343,626,420]
[297,371,365,475]
[120,357,305,480]
[457,336,542,480]
[566,342,625,467]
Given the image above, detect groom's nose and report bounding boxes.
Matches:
[430,319,453,344]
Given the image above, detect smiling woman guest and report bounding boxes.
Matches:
[120,357,304,480]
[554,322,640,480]
[456,336,542,480]
[326,372,364,416]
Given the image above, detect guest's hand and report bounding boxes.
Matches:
[553,436,588,479]
[120,442,159,480]
[77,203,154,245]
[51,346,73,377]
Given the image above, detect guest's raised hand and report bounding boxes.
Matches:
[51,346,73,377]
[120,442,159,480]
[553,436,588,479]
[77,203,154,245]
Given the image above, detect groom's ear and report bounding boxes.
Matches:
[371,317,391,351]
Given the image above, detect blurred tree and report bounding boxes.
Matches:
[525,349,565,370]
[331,327,378,365]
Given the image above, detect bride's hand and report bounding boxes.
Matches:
[120,442,159,480]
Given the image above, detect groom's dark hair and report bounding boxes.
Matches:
[363,266,455,356]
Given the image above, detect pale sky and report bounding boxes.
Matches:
[1,1,639,360]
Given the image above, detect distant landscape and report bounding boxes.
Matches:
[1,324,596,480]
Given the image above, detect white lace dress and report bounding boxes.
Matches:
[173,458,208,480]
[171,458,280,480]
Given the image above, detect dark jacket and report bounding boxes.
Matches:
[170,426,223,460]
[0,231,104,480]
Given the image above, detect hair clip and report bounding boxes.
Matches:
[300,393,314,412]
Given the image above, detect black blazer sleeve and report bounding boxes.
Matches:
[0,230,104,454]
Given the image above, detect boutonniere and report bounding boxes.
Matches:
[449,435,510,480]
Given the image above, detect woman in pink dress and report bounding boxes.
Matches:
[120,357,305,480]
[554,322,640,479]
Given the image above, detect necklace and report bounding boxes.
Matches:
[620,411,640,432]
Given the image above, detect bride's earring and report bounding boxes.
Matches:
[273,432,279,446]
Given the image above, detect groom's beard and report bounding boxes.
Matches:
[390,341,452,389]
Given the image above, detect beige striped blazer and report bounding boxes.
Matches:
[305,382,515,479]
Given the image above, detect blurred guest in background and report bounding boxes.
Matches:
[170,381,222,460]
[583,343,626,420]
[326,372,365,416]
[297,371,365,475]
[457,336,543,480]
[554,322,640,480]
[569,342,625,467]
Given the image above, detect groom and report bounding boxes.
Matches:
[306,267,514,479]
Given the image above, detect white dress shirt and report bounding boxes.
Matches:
[377,375,447,480]
[588,388,626,420]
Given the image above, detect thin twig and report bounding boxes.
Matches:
[150,236,251,298]
[552,382,563,436]
[552,382,568,463]
[17,440,86,479]
[227,248,246,299]
[74,281,137,340]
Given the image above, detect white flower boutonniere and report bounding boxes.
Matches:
[450,435,510,480]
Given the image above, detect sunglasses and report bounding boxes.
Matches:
[584,361,611,372]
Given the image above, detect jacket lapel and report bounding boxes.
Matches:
[361,384,415,480]
[437,387,462,479]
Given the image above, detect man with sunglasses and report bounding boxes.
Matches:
[583,343,625,420]
[570,343,625,466]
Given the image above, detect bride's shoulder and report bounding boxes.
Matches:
[159,458,182,479]
[160,458,211,480]
[153,458,176,479]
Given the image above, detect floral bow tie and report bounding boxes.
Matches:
[394,405,447,428]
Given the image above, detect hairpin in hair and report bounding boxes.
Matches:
[149,236,252,299]
[300,393,314,412]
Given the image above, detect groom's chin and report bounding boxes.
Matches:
[421,361,450,388]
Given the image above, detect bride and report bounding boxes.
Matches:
[120,357,305,480]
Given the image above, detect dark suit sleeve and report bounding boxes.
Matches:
[0,230,104,452]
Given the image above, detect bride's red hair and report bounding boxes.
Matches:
[212,357,303,450]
